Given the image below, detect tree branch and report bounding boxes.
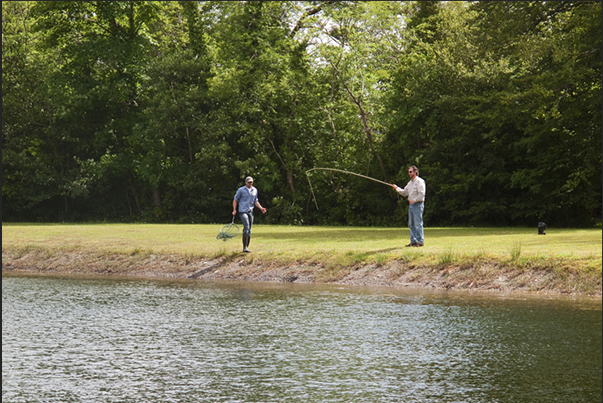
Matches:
[289,2,333,38]
[326,59,388,181]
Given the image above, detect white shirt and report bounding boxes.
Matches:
[396,176,426,203]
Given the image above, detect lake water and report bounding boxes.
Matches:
[2,274,601,403]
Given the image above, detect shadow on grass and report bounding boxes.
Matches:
[253,227,533,241]
[343,247,403,258]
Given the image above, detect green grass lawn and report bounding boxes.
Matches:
[2,223,601,273]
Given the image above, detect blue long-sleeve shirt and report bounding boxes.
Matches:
[234,186,259,213]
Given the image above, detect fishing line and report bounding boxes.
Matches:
[305,168,394,210]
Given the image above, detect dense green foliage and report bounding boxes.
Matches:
[3,1,601,227]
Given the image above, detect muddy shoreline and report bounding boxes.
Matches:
[3,250,601,297]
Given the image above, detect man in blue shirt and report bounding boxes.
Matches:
[233,176,267,253]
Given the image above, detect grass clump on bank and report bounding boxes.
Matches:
[2,223,601,294]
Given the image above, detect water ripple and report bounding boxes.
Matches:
[3,276,601,402]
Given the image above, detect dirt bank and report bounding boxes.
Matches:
[2,250,601,297]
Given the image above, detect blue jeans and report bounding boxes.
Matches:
[408,202,424,244]
[239,211,254,236]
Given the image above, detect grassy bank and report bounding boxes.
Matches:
[2,223,601,295]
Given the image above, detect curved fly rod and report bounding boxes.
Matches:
[305,168,394,210]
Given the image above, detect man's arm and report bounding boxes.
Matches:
[255,201,267,214]
[233,188,240,215]
[392,183,409,197]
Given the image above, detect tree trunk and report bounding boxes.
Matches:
[151,187,161,207]
[131,184,143,213]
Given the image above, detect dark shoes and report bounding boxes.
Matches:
[406,242,424,247]
[242,234,251,253]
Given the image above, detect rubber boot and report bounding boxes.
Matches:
[242,234,251,253]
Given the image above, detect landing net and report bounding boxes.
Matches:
[217,217,240,241]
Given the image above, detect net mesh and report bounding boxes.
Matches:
[216,223,239,241]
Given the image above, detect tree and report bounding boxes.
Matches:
[3,1,600,227]
[2,1,65,220]
[26,1,174,220]
[386,1,602,226]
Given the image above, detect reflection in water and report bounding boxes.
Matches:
[2,275,601,403]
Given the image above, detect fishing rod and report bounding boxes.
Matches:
[305,167,395,210]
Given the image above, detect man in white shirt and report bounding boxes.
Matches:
[392,166,426,247]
